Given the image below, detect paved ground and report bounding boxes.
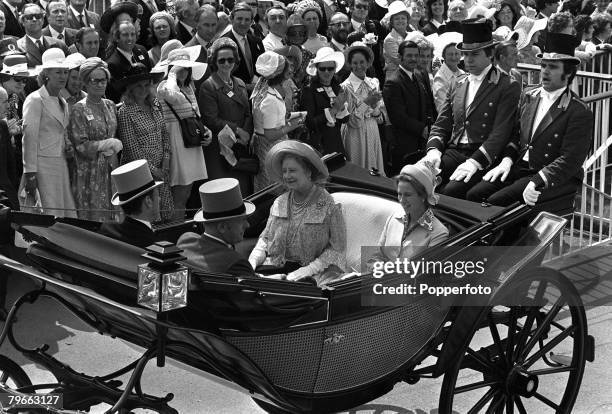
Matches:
[1,263,611,414]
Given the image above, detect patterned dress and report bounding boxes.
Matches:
[68,98,118,222]
[341,73,385,174]
[117,101,174,222]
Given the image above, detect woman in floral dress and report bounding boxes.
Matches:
[68,58,121,222]
[117,63,174,222]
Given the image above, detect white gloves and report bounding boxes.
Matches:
[424,149,442,169]
[97,138,123,156]
[450,159,481,182]
[482,157,513,182]
[286,259,325,282]
[522,181,541,206]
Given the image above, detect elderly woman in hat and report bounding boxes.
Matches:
[383,1,411,77]
[252,51,303,191]
[370,161,448,263]
[68,58,122,222]
[295,0,328,54]
[341,41,385,174]
[157,47,212,220]
[148,11,176,65]
[299,46,348,155]
[199,37,254,196]
[249,140,346,285]
[22,48,76,218]
[117,63,174,222]
[60,53,87,109]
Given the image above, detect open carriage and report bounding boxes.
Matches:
[0,156,595,413]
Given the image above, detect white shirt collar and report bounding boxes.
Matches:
[27,34,43,44]
[117,47,133,61]
[203,232,233,249]
[351,18,364,31]
[331,38,346,51]
[468,64,492,83]
[70,5,85,19]
[346,71,370,90]
[432,19,442,28]
[539,86,566,102]
[49,26,65,39]
[232,28,245,41]
[399,65,413,79]
[133,218,153,229]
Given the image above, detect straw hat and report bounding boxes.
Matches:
[194,178,255,222]
[166,47,208,80]
[265,140,329,184]
[536,32,581,64]
[306,46,345,76]
[110,160,163,206]
[383,1,410,22]
[65,52,86,70]
[456,19,498,51]
[512,16,547,50]
[0,55,37,77]
[39,48,71,70]
[399,160,442,206]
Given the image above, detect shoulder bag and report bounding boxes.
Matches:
[165,91,208,148]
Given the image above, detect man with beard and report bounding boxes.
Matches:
[262,5,286,51]
[327,12,351,80]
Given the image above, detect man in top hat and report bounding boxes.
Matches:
[99,159,160,248]
[17,3,69,67]
[177,178,256,278]
[424,19,521,199]
[466,32,593,207]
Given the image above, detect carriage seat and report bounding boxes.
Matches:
[331,192,400,273]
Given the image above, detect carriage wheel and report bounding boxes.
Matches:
[438,267,588,414]
[0,354,32,391]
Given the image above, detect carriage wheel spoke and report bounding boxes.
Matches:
[529,366,575,375]
[488,314,507,368]
[467,347,498,373]
[485,392,505,414]
[523,325,575,369]
[506,308,518,365]
[506,395,514,414]
[533,392,559,410]
[515,396,527,414]
[0,371,8,385]
[513,307,540,361]
[455,380,501,394]
[467,388,496,414]
[520,297,565,360]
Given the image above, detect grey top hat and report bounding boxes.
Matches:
[110,160,163,206]
[194,178,256,222]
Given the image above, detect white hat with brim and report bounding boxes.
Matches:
[346,41,374,63]
[110,160,163,206]
[65,52,87,70]
[265,140,329,184]
[306,46,345,76]
[375,0,388,8]
[0,54,37,77]
[432,31,463,59]
[468,5,496,20]
[513,16,547,50]
[38,48,71,70]
[194,178,256,223]
[383,1,410,22]
[152,46,208,80]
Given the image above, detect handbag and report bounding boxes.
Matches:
[231,141,259,175]
[165,92,208,148]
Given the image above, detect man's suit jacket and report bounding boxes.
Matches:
[328,41,351,82]
[17,35,69,67]
[41,26,78,47]
[177,232,255,278]
[427,66,521,169]
[105,45,151,102]
[175,21,194,45]
[383,68,436,159]
[502,87,593,190]
[0,2,24,38]
[99,216,156,248]
[223,30,265,85]
[66,8,100,31]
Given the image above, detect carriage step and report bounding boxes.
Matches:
[548,353,571,366]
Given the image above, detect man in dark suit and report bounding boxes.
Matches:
[424,19,521,199]
[17,3,69,67]
[383,40,437,175]
[42,0,78,47]
[327,12,351,81]
[100,160,159,248]
[174,0,199,44]
[223,2,264,88]
[185,4,217,59]
[177,178,256,278]
[66,0,101,31]
[105,21,151,102]
[1,0,24,38]
[466,33,593,207]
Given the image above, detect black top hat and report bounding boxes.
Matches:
[456,18,497,51]
[115,63,164,94]
[438,20,463,34]
[536,32,581,64]
[100,1,141,33]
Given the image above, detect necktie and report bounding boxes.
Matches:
[57,33,63,40]
[78,13,85,28]
[36,39,44,55]
[242,37,253,79]
[131,54,138,64]
[192,28,197,36]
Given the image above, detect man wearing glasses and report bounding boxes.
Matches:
[16,3,68,67]
[327,12,351,80]
[42,0,78,47]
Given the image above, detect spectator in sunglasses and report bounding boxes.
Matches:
[16,3,69,68]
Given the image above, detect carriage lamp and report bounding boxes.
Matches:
[137,242,189,312]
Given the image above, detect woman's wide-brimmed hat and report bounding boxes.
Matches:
[399,160,442,205]
[165,47,208,80]
[266,140,329,184]
[115,63,164,93]
[255,51,286,79]
[456,18,498,51]
[100,1,140,33]
[383,1,410,22]
[468,5,496,20]
[431,31,463,58]
[512,16,547,50]
[305,46,345,76]
[0,54,37,78]
[194,178,256,222]
[38,48,71,70]
[536,32,581,64]
[346,41,374,63]
[110,160,163,206]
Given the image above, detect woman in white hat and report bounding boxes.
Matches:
[249,140,346,285]
[383,1,411,77]
[68,57,122,222]
[369,161,448,263]
[341,41,385,174]
[299,46,348,155]
[60,52,87,110]
[0,54,36,141]
[156,47,212,220]
[22,48,76,218]
[513,16,547,64]
[251,51,303,192]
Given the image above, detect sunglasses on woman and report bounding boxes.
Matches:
[13,77,29,83]
[317,66,336,72]
[217,57,235,65]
